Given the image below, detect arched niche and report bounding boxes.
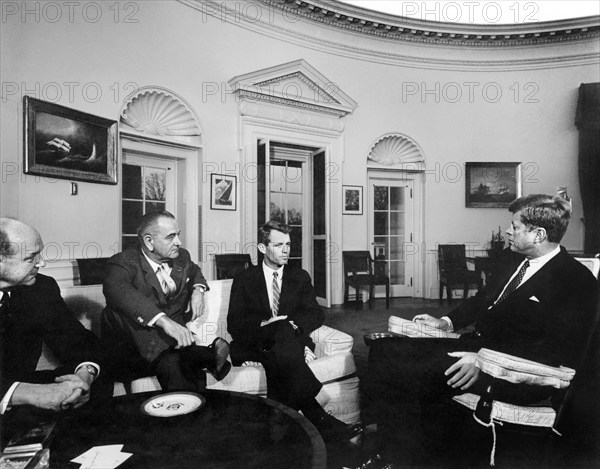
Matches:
[119,86,203,146]
[367,133,425,170]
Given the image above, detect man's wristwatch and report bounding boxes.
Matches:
[193,284,206,293]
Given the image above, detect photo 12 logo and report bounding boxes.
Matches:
[401,82,540,104]
[394,2,540,24]
[1,81,140,104]
[2,1,140,24]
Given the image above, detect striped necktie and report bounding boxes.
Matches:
[156,264,177,297]
[272,271,280,317]
[496,260,530,304]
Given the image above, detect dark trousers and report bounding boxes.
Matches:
[231,321,321,410]
[153,345,215,393]
[363,336,484,463]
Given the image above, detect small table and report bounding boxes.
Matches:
[8,390,326,469]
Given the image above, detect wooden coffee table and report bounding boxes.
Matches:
[46,390,326,468]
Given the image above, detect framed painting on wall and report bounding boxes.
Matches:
[343,185,363,215]
[465,162,522,208]
[23,96,118,184]
[211,174,237,210]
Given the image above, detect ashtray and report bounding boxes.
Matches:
[363,332,395,346]
[141,392,205,417]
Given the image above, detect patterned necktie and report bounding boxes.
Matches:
[156,264,177,297]
[496,260,530,304]
[272,271,280,317]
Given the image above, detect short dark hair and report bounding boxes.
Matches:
[137,211,176,244]
[258,220,291,245]
[508,194,571,243]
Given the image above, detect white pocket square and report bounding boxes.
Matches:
[529,295,540,302]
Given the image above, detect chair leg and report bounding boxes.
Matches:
[463,284,469,301]
[356,286,361,310]
[447,285,453,305]
[385,284,390,309]
[369,285,374,305]
[439,282,444,304]
[344,283,349,304]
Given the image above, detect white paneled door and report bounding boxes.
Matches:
[368,175,415,297]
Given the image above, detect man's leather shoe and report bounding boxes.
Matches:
[208,337,231,381]
[315,412,363,443]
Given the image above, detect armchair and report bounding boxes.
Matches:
[438,244,481,304]
[343,251,390,310]
[389,257,600,466]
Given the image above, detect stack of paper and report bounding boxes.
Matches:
[388,316,460,339]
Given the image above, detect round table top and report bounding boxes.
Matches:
[49,389,326,469]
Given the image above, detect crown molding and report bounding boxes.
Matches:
[179,0,600,71]
[266,0,600,46]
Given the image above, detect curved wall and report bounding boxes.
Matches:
[1,0,598,298]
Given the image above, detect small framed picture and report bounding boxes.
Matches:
[24,96,118,184]
[211,174,237,211]
[343,185,363,215]
[465,162,522,208]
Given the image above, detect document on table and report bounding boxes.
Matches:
[71,444,132,469]
[388,316,461,339]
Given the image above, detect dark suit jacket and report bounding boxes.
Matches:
[450,247,598,368]
[102,248,208,362]
[0,274,103,397]
[227,264,324,357]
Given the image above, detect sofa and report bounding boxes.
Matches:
[42,279,360,424]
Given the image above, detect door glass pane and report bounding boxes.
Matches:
[122,201,143,234]
[390,261,405,284]
[270,193,285,222]
[390,212,405,232]
[390,187,405,211]
[374,212,388,235]
[122,164,142,199]
[145,168,166,201]
[374,186,388,210]
[286,164,302,193]
[287,194,303,225]
[374,237,388,258]
[313,154,325,236]
[390,236,404,259]
[270,161,286,192]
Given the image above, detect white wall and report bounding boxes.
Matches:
[1,1,598,297]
